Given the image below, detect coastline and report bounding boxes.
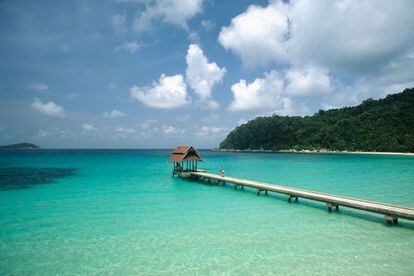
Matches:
[216,148,414,156]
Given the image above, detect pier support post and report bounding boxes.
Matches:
[327,202,333,213]
[234,185,237,190]
[288,195,298,202]
[256,189,261,196]
[384,215,398,227]
[265,190,268,196]
[326,203,339,213]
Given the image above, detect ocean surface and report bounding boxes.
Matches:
[1,149,414,275]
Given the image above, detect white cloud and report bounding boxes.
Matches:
[286,0,414,74]
[188,31,200,43]
[218,2,289,67]
[115,40,140,53]
[111,13,127,34]
[201,113,219,124]
[220,1,414,116]
[140,119,158,129]
[195,126,228,139]
[37,130,48,138]
[115,126,135,134]
[82,123,95,131]
[28,82,49,92]
[185,44,226,109]
[200,19,215,31]
[130,74,190,109]
[162,125,185,137]
[219,0,414,73]
[229,66,334,113]
[102,109,126,119]
[285,66,333,96]
[132,0,203,32]
[31,98,65,118]
[229,71,284,111]
[176,114,191,122]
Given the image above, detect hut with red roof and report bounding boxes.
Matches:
[169,145,202,176]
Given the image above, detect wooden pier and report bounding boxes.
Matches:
[191,171,414,226]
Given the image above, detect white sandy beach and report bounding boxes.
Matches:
[218,148,414,156]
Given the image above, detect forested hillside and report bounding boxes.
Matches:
[220,88,414,152]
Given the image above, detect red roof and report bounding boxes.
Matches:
[172,145,191,154]
[168,145,202,162]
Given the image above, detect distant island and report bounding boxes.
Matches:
[220,88,414,153]
[0,143,40,149]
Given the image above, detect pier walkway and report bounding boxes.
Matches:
[191,171,414,226]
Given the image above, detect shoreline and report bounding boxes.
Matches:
[216,148,414,156]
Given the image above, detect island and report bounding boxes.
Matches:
[0,143,40,149]
[220,88,414,153]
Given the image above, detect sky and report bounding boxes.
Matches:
[1,0,413,148]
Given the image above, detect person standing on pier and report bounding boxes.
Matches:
[220,168,225,177]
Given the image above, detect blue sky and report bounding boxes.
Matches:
[1,0,413,148]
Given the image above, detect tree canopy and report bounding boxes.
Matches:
[220,88,414,152]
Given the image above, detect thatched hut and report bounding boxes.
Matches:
[168,145,202,174]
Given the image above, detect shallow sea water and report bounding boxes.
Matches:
[0,149,413,275]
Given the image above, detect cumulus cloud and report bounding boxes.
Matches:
[28,82,49,92]
[115,40,140,53]
[132,0,203,32]
[130,74,190,109]
[196,126,227,137]
[115,126,135,134]
[82,123,95,131]
[194,125,229,141]
[31,98,65,118]
[285,66,333,96]
[229,66,333,113]
[102,109,126,118]
[162,125,185,137]
[218,2,289,67]
[229,71,284,111]
[185,44,226,109]
[219,0,414,73]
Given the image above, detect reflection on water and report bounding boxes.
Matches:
[0,167,77,191]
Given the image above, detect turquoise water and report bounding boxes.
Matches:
[1,149,414,275]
